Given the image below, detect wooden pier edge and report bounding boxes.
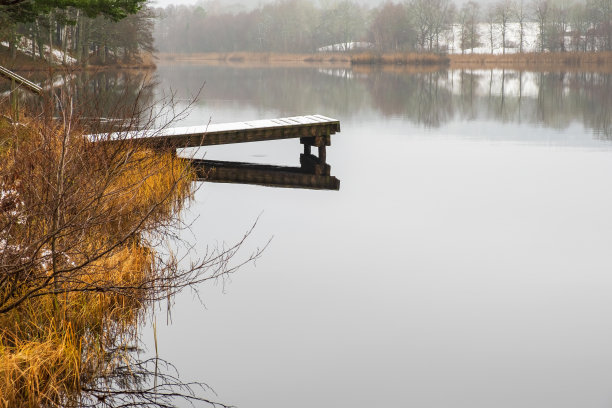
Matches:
[90,114,342,190]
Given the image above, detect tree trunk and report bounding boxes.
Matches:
[31,27,36,60]
[9,29,16,60]
[49,15,54,63]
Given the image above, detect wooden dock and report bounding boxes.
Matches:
[94,115,341,190]
[95,114,339,148]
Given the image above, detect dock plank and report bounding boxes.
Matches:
[90,114,340,148]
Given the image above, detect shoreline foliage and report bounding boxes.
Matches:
[0,89,259,406]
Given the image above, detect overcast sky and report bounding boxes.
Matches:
[151,0,498,10]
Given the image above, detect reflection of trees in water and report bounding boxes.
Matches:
[10,71,157,125]
[364,69,610,136]
[569,72,611,139]
[68,71,157,122]
[155,65,371,118]
[74,65,610,138]
[364,69,454,127]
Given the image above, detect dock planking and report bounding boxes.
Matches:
[90,114,342,190]
[91,115,340,148]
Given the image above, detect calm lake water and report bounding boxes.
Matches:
[137,64,612,408]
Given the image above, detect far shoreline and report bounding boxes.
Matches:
[157,51,612,73]
[0,47,157,73]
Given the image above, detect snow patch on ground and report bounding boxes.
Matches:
[1,38,77,65]
[445,22,545,54]
[318,41,374,52]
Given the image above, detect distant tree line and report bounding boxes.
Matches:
[155,0,611,54]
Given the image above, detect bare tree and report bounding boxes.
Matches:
[590,0,612,51]
[409,0,433,50]
[369,2,414,52]
[532,0,551,52]
[485,5,497,53]
[459,1,481,54]
[495,0,514,53]
[514,0,529,53]
[408,0,454,52]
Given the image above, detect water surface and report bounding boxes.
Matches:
[144,64,612,408]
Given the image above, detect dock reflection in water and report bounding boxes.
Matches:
[191,153,340,190]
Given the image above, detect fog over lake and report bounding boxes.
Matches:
[152,0,506,9]
[119,63,612,408]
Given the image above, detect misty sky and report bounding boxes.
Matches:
[151,0,498,10]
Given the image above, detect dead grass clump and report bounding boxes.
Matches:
[156,52,352,67]
[350,52,383,65]
[0,110,195,406]
[351,52,450,66]
[0,323,81,408]
[448,51,612,72]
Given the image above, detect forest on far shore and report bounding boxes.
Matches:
[155,0,611,54]
[0,6,155,65]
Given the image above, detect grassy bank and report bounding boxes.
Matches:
[0,47,156,72]
[0,108,194,406]
[158,51,612,72]
[449,51,612,72]
[157,51,351,67]
[351,52,450,66]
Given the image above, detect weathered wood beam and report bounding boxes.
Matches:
[0,65,42,95]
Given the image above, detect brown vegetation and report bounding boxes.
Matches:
[0,90,259,405]
[157,52,351,67]
[0,110,190,406]
[157,51,612,72]
[0,47,155,72]
[351,52,450,65]
[81,53,157,70]
[448,51,612,72]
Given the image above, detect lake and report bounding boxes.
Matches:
[139,63,612,408]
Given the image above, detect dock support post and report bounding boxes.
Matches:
[301,134,330,162]
[318,145,326,163]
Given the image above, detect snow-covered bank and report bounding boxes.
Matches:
[1,38,76,65]
[444,22,541,54]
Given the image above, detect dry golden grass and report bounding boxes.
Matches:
[351,52,450,66]
[157,52,351,67]
[449,51,612,72]
[351,64,442,75]
[0,112,194,406]
[157,51,612,72]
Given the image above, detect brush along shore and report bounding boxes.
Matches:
[158,51,612,72]
[0,46,156,72]
[0,104,253,406]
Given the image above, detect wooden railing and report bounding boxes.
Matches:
[0,65,42,95]
[0,65,42,120]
